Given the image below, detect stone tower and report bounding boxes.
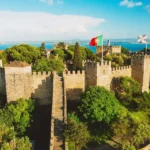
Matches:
[85,61,111,90]
[131,55,150,92]
[0,59,2,67]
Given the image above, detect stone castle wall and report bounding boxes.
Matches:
[111,66,131,78]
[96,61,112,90]
[111,46,121,53]
[0,68,6,95]
[96,46,121,54]
[63,70,85,101]
[1,54,150,104]
[85,61,97,88]
[0,60,2,67]
[5,71,53,105]
[131,55,150,92]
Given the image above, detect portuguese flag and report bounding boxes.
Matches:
[89,35,103,46]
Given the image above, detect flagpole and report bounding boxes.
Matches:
[146,41,147,55]
[146,34,148,55]
[102,33,103,65]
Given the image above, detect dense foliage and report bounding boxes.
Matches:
[112,111,150,150]
[104,53,130,67]
[79,86,121,123]
[40,43,46,54]
[66,77,150,150]
[32,56,64,73]
[73,42,83,70]
[64,113,90,150]
[5,44,41,64]
[0,98,34,149]
[115,77,140,108]
[121,47,130,54]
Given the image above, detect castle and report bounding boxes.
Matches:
[0,55,150,150]
[96,40,121,56]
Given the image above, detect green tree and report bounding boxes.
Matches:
[5,44,41,64]
[134,91,150,113]
[0,52,7,65]
[64,113,90,150]
[52,48,65,59]
[33,57,64,73]
[56,42,66,49]
[112,111,150,150]
[40,43,46,54]
[115,77,140,108]
[73,42,83,70]
[79,86,121,123]
[0,98,35,136]
[121,47,130,54]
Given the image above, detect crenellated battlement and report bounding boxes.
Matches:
[111,65,131,78]
[111,46,121,48]
[32,71,52,76]
[112,65,131,71]
[63,70,85,76]
[86,61,111,67]
[131,55,145,60]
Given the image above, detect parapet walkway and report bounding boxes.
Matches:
[52,74,65,150]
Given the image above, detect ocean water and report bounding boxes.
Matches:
[0,42,150,53]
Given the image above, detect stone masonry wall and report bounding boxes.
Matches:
[131,55,150,92]
[0,68,6,95]
[63,70,85,101]
[5,71,53,105]
[96,61,112,90]
[0,60,2,67]
[111,66,131,78]
[85,61,97,89]
[96,46,121,54]
[111,46,121,53]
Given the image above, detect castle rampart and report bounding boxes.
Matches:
[111,66,131,78]
[63,70,85,101]
[4,62,53,105]
[0,60,2,67]
[1,54,150,104]
[86,61,112,90]
[131,55,150,92]
[0,68,6,96]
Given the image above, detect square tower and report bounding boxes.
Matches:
[131,55,150,92]
[85,61,111,90]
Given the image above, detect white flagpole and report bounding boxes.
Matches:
[146,34,148,54]
[102,33,103,65]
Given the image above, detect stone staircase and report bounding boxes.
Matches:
[53,74,65,150]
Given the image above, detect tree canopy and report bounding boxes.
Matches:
[0,98,35,136]
[73,42,83,70]
[64,112,90,150]
[5,44,41,64]
[79,86,121,123]
[32,56,64,73]
[0,98,34,150]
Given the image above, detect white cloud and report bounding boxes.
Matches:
[145,4,150,13]
[40,0,63,5]
[0,11,105,41]
[120,0,142,8]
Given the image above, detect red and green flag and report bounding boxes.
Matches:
[89,35,103,46]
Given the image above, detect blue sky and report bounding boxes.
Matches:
[0,0,150,41]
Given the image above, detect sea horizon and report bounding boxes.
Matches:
[0,39,150,53]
